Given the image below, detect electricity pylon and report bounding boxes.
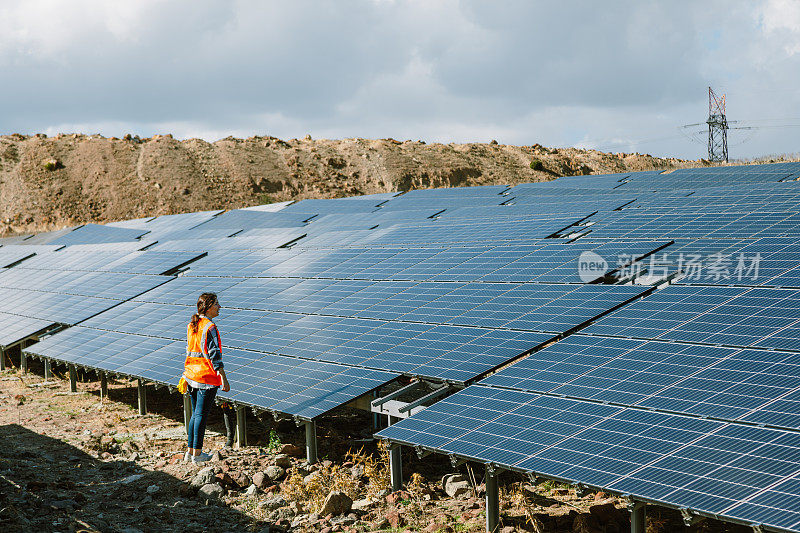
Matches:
[707,87,728,162]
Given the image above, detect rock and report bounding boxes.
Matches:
[50,499,77,510]
[268,507,295,522]
[233,472,252,488]
[265,465,285,481]
[118,474,144,485]
[589,503,624,526]
[351,498,374,511]
[198,483,224,501]
[190,467,216,488]
[443,475,472,498]
[386,508,404,529]
[252,471,270,488]
[424,519,443,532]
[594,491,608,500]
[274,454,292,468]
[259,495,288,511]
[211,450,222,462]
[146,484,160,494]
[304,471,320,484]
[119,528,144,533]
[572,513,602,533]
[373,517,390,530]
[120,440,140,455]
[320,491,353,516]
[330,514,356,526]
[500,527,515,533]
[386,490,410,505]
[350,463,365,479]
[280,443,304,457]
[244,484,258,496]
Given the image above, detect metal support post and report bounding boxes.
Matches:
[305,421,317,464]
[20,348,27,374]
[389,444,403,491]
[629,501,646,533]
[44,359,52,381]
[183,393,193,435]
[0,347,5,371]
[235,405,248,448]
[137,379,147,415]
[69,364,77,392]
[372,390,380,429]
[486,465,500,533]
[100,373,108,400]
[388,415,403,491]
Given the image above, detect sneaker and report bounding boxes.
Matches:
[183,450,191,463]
[192,452,212,464]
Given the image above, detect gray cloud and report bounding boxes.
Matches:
[1,0,798,159]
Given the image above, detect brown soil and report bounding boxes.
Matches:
[1,360,750,533]
[0,133,700,237]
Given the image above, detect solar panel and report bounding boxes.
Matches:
[377,384,800,531]
[481,334,800,429]
[24,328,398,419]
[0,312,55,348]
[13,161,800,532]
[583,285,800,351]
[189,209,310,230]
[0,247,36,268]
[46,223,150,246]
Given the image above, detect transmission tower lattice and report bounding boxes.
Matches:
[707,87,728,162]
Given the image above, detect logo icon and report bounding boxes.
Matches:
[577,251,608,283]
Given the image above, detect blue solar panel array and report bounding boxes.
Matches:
[9,160,800,531]
[376,161,800,533]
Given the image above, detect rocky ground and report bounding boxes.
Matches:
[0,133,705,237]
[0,358,754,533]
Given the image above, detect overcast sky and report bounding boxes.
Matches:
[1,0,799,160]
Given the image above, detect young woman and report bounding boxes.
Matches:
[183,292,230,464]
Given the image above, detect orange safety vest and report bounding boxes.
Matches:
[183,317,223,387]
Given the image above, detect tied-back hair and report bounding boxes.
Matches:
[190,292,218,334]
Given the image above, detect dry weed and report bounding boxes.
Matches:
[282,442,391,513]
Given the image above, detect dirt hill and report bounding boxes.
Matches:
[0,133,699,236]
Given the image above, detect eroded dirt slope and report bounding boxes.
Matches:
[0,133,697,236]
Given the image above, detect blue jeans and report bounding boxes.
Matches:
[187,386,218,450]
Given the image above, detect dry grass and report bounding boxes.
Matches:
[282,441,391,513]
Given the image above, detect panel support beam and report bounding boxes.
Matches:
[305,421,317,464]
[44,359,52,381]
[183,393,192,435]
[137,379,147,415]
[486,465,500,533]
[629,501,646,533]
[235,405,247,448]
[0,347,5,371]
[69,364,77,393]
[100,373,108,401]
